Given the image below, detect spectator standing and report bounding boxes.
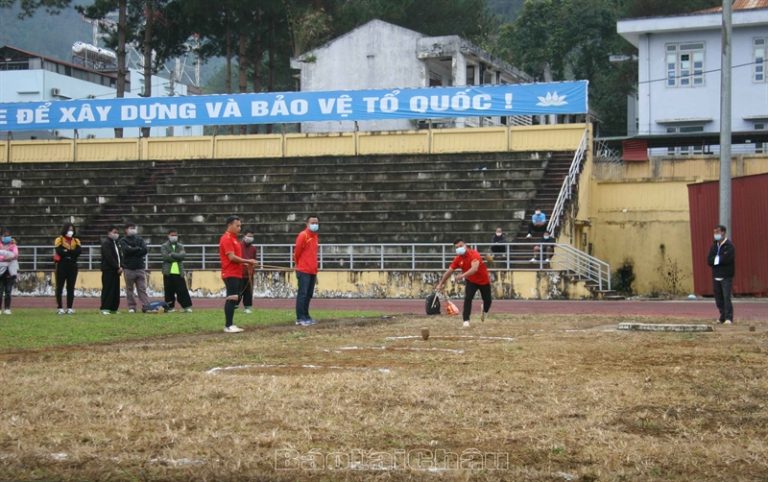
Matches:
[240,229,257,314]
[161,229,193,313]
[527,209,547,238]
[54,223,81,315]
[707,225,736,324]
[120,223,151,313]
[294,216,319,326]
[436,239,492,328]
[100,226,122,315]
[219,216,256,333]
[0,229,19,315]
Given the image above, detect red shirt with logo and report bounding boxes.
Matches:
[219,231,243,279]
[294,228,319,275]
[449,248,490,285]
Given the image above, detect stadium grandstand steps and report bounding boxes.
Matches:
[0,151,575,247]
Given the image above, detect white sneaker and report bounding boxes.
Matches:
[184,307,193,313]
[224,325,244,333]
[101,310,111,315]
[530,257,537,262]
[66,308,75,315]
[545,258,550,263]
[526,233,532,238]
[243,308,253,314]
[724,320,733,324]
[462,321,470,328]
[3,309,11,315]
[166,308,176,313]
[57,309,65,315]
[128,308,136,313]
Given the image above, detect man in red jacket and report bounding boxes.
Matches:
[294,215,319,326]
[436,239,492,328]
[219,215,256,333]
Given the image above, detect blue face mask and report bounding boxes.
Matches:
[714,234,723,242]
[309,223,319,232]
[455,246,467,256]
[1,236,11,244]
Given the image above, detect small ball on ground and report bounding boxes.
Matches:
[749,325,756,332]
[421,328,430,341]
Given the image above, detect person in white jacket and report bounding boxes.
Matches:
[0,229,20,315]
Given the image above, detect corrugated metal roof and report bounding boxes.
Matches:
[698,0,768,13]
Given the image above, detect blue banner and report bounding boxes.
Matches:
[0,81,587,131]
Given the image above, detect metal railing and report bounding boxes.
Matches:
[15,241,610,290]
[547,127,589,236]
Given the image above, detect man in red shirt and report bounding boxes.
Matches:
[219,215,256,333]
[436,239,492,328]
[294,215,319,326]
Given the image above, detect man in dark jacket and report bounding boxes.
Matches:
[100,226,122,314]
[119,223,151,313]
[707,224,735,324]
[161,229,193,312]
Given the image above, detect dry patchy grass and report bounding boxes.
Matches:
[1,313,767,481]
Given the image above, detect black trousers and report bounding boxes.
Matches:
[55,262,78,309]
[239,275,254,308]
[164,274,192,309]
[463,281,492,322]
[713,277,734,322]
[0,272,14,310]
[100,270,121,312]
[223,277,242,327]
[296,271,317,321]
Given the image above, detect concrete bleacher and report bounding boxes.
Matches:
[0,151,573,248]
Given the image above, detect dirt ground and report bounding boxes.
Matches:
[1,311,767,481]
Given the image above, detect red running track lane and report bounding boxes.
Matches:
[13,297,768,321]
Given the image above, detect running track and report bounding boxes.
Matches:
[14,297,768,321]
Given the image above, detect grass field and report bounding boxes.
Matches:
[1,310,767,481]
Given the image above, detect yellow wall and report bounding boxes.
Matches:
[0,141,8,163]
[4,124,589,163]
[20,269,591,300]
[583,154,768,295]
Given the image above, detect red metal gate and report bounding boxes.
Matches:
[688,173,768,296]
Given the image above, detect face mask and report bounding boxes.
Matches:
[496,231,502,236]
[1,236,11,244]
[535,211,541,215]
[168,236,178,243]
[714,234,723,241]
[309,223,319,232]
[108,232,119,240]
[543,235,550,240]
[66,230,74,238]
[243,237,254,244]
[127,228,138,236]
[455,246,466,256]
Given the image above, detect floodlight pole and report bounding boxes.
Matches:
[719,0,733,232]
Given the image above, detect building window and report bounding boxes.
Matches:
[756,123,767,154]
[666,42,704,87]
[755,38,766,82]
[666,125,705,155]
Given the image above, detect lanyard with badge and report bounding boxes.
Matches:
[714,241,723,265]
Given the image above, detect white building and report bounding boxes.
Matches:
[290,19,532,133]
[617,0,768,154]
[0,44,203,139]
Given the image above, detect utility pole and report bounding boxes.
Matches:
[719,0,732,232]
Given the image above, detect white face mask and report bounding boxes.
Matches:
[309,223,319,232]
[243,236,254,244]
[714,234,723,241]
[66,230,74,237]
[168,236,178,243]
[127,228,138,236]
[455,246,467,256]
[108,232,119,240]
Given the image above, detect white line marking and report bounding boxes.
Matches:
[385,335,515,342]
[207,364,391,375]
[336,346,465,354]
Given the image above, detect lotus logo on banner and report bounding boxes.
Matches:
[536,92,568,107]
[0,80,588,132]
